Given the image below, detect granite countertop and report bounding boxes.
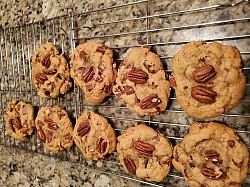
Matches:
[0,0,249,186]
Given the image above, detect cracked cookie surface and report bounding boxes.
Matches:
[113,47,171,116]
[31,42,72,98]
[35,105,73,153]
[171,41,246,118]
[117,124,173,182]
[4,100,35,141]
[72,110,116,160]
[69,41,117,104]
[172,121,249,187]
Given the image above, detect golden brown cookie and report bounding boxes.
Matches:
[35,105,73,153]
[4,100,35,141]
[31,42,72,98]
[172,122,249,187]
[72,110,116,160]
[171,41,246,118]
[113,47,171,116]
[117,124,173,182]
[69,41,117,104]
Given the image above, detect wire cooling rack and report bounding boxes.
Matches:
[0,0,249,186]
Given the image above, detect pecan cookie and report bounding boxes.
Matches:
[72,110,116,160]
[172,122,249,187]
[117,124,173,182]
[35,105,73,153]
[171,41,246,118]
[69,41,117,104]
[4,100,35,141]
[113,47,171,116]
[31,42,72,98]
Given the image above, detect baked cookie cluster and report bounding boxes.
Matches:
[4,40,248,185]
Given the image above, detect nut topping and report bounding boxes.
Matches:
[133,141,155,157]
[143,60,156,74]
[41,54,51,68]
[127,69,148,84]
[191,86,217,104]
[79,50,89,61]
[103,85,111,94]
[44,117,58,130]
[35,72,48,84]
[37,128,46,142]
[139,94,161,109]
[193,64,216,83]
[77,120,90,137]
[43,68,57,75]
[82,66,94,83]
[124,85,135,95]
[13,117,22,130]
[228,140,235,148]
[169,75,176,87]
[96,46,107,54]
[46,131,53,143]
[204,150,222,164]
[124,156,136,175]
[201,167,218,179]
[96,137,107,153]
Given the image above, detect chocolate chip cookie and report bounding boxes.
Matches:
[4,100,35,141]
[35,105,73,153]
[72,110,116,160]
[117,124,173,182]
[31,42,72,98]
[113,47,171,116]
[69,41,117,104]
[172,122,249,187]
[171,41,246,118]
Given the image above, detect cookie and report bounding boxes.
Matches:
[69,41,117,104]
[4,100,35,141]
[72,110,116,160]
[113,47,171,116]
[117,124,173,182]
[172,122,249,187]
[171,41,246,118]
[35,105,73,153]
[31,42,72,98]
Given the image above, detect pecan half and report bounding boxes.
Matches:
[103,85,111,94]
[35,72,48,84]
[37,128,46,142]
[201,167,218,179]
[169,75,176,87]
[139,94,161,109]
[193,64,216,83]
[41,54,51,68]
[82,66,94,83]
[127,69,148,84]
[228,140,235,148]
[96,45,107,54]
[46,131,53,143]
[204,150,222,164]
[79,50,89,61]
[44,117,58,130]
[133,141,155,157]
[124,156,136,175]
[77,120,90,137]
[124,85,135,95]
[191,86,217,104]
[96,137,107,153]
[12,117,22,130]
[43,68,57,75]
[9,119,15,132]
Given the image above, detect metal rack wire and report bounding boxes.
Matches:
[0,0,249,186]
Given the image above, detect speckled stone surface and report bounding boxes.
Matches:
[0,0,249,186]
